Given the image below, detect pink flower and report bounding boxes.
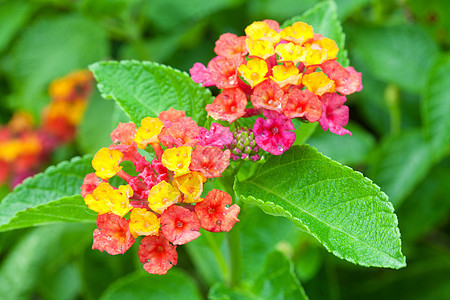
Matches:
[194,189,240,232]
[92,213,135,255]
[321,60,362,95]
[160,205,201,245]
[207,54,245,89]
[80,172,102,197]
[318,93,352,136]
[139,233,178,275]
[189,63,215,87]
[253,110,296,155]
[283,87,322,122]
[214,33,247,57]
[197,123,233,148]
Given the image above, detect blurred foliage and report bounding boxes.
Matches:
[0,0,449,299]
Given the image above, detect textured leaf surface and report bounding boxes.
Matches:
[89,60,213,125]
[0,155,94,232]
[422,54,450,157]
[100,270,202,300]
[209,251,308,300]
[235,145,406,269]
[283,1,349,67]
[0,196,95,232]
[368,130,433,207]
[347,24,439,93]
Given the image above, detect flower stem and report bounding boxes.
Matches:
[228,224,242,288]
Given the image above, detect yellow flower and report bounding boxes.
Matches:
[84,182,133,217]
[245,21,280,44]
[280,22,314,45]
[172,171,206,203]
[161,146,192,177]
[303,37,338,65]
[302,72,335,96]
[245,38,275,59]
[275,43,308,63]
[129,208,160,238]
[238,58,268,88]
[147,181,181,214]
[92,147,123,180]
[270,62,303,88]
[134,117,164,149]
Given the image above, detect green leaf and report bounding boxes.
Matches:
[283,1,349,67]
[308,123,376,165]
[78,89,130,154]
[0,223,93,300]
[89,60,213,126]
[0,196,96,232]
[2,14,109,118]
[142,0,244,32]
[99,270,203,300]
[235,145,406,269]
[422,53,450,158]
[0,155,94,232]
[367,130,433,207]
[0,1,35,54]
[239,206,301,281]
[346,24,439,93]
[209,251,308,300]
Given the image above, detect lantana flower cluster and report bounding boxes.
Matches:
[81,108,240,275]
[0,70,93,188]
[190,20,362,156]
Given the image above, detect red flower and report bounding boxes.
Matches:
[321,60,362,95]
[208,54,245,89]
[92,213,135,255]
[283,88,322,122]
[190,145,230,178]
[250,80,286,113]
[161,205,201,245]
[214,33,248,57]
[194,189,240,232]
[139,234,178,275]
[318,93,352,136]
[205,88,247,123]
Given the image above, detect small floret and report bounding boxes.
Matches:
[189,63,215,87]
[147,181,181,214]
[172,171,206,203]
[302,72,335,96]
[92,213,135,255]
[194,189,240,232]
[280,21,314,45]
[139,234,178,275]
[283,88,322,122]
[92,147,123,180]
[129,208,160,238]
[190,146,230,178]
[161,146,192,176]
[238,58,268,88]
[214,33,247,57]
[205,88,248,123]
[135,117,164,149]
[250,80,286,113]
[253,110,296,155]
[160,205,201,245]
[318,93,352,136]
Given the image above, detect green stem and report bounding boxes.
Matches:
[205,232,229,282]
[385,84,401,135]
[228,225,242,288]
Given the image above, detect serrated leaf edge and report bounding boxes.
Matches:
[235,146,406,269]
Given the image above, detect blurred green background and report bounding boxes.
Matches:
[0,0,449,299]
